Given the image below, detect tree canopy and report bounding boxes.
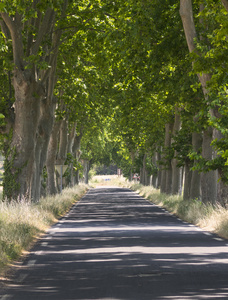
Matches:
[0,0,228,204]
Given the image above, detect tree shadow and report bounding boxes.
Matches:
[3,187,228,299]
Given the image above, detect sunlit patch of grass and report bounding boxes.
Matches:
[89,175,129,188]
[0,184,88,274]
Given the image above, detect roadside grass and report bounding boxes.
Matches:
[90,176,228,240]
[130,183,228,240]
[0,184,88,275]
[89,175,129,187]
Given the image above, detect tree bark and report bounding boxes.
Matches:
[179,0,197,53]
[72,133,83,185]
[66,123,77,187]
[221,0,228,12]
[171,108,182,194]
[183,160,192,201]
[56,118,68,165]
[83,159,90,184]
[0,5,66,201]
[160,123,173,194]
[46,120,61,195]
[200,128,218,204]
[5,69,43,200]
[157,151,162,189]
[32,98,56,201]
[151,152,158,188]
[180,1,219,204]
[190,131,202,200]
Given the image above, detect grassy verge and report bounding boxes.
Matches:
[90,176,228,240]
[130,183,228,240]
[0,184,88,275]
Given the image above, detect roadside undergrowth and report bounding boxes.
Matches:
[130,183,228,240]
[0,184,88,275]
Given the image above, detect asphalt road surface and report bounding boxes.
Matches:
[1,187,228,300]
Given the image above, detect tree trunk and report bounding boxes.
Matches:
[4,69,43,201]
[66,123,77,187]
[83,159,90,184]
[46,120,61,195]
[32,98,56,201]
[183,160,192,201]
[190,131,202,200]
[56,118,68,165]
[72,133,83,185]
[164,123,174,194]
[142,154,147,185]
[160,123,174,194]
[151,152,158,188]
[180,1,219,204]
[157,151,162,189]
[160,145,166,193]
[200,128,218,204]
[171,108,182,194]
[0,6,66,201]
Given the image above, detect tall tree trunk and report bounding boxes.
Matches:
[165,123,173,194]
[157,151,162,189]
[66,123,77,187]
[160,123,173,194]
[183,160,192,200]
[46,120,61,195]
[56,118,68,165]
[171,108,182,194]
[72,132,83,185]
[152,152,158,188]
[83,159,90,184]
[190,131,202,200]
[0,5,66,201]
[200,128,218,204]
[32,98,56,201]
[4,70,43,201]
[160,148,166,194]
[142,153,150,186]
[180,1,218,204]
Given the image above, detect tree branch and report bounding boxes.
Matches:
[221,0,228,12]
[0,12,24,68]
[31,8,55,56]
[179,0,197,53]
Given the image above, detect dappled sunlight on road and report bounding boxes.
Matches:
[2,187,228,299]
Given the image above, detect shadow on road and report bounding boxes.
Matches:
[3,188,228,299]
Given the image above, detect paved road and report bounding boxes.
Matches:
[1,187,228,300]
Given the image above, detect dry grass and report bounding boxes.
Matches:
[90,177,228,240]
[131,183,228,240]
[0,184,88,274]
[89,175,129,187]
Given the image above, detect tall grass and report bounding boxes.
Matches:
[0,184,88,274]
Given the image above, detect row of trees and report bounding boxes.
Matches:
[0,0,228,205]
[100,0,228,205]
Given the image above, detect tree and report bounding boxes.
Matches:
[180,0,228,204]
